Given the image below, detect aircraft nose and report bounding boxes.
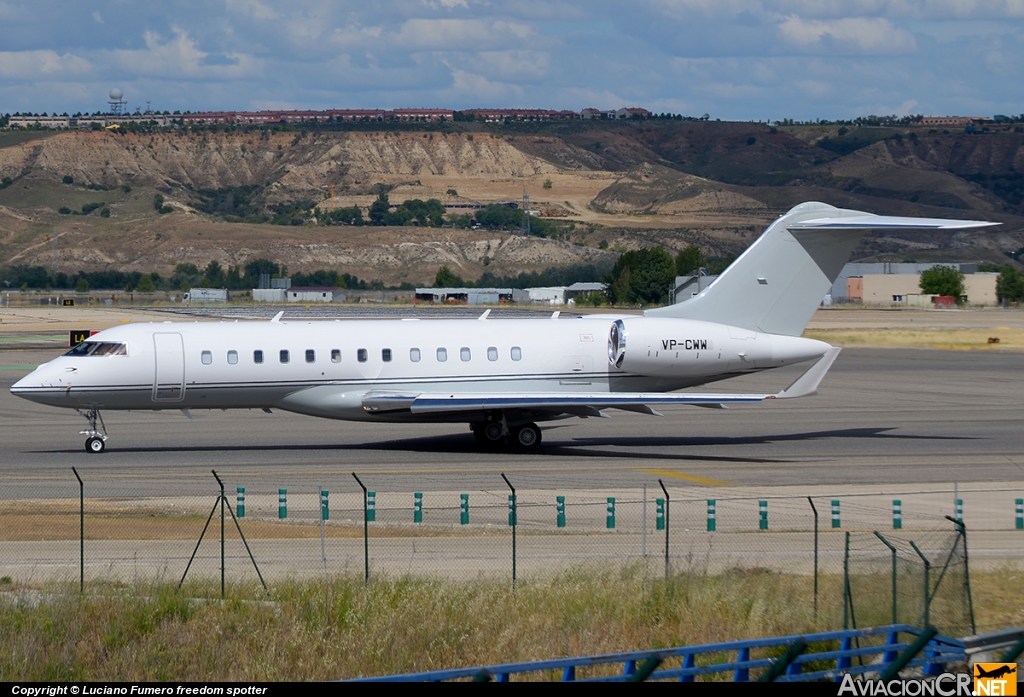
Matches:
[10,363,68,404]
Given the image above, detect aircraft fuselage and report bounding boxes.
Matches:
[12,315,828,423]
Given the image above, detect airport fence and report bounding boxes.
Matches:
[0,468,1018,637]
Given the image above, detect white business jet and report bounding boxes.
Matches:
[11,202,996,453]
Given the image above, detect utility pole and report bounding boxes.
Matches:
[519,189,531,236]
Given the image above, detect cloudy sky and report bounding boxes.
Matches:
[1,1,1022,121]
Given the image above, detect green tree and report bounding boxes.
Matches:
[368,194,390,225]
[62,175,74,185]
[434,266,464,287]
[75,277,89,293]
[919,266,965,299]
[996,267,1024,303]
[675,244,705,276]
[137,274,156,293]
[204,260,224,287]
[604,247,676,305]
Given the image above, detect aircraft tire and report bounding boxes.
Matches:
[482,421,506,447]
[511,423,542,450]
[86,437,105,454]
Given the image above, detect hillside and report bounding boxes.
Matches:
[1,121,1023,286]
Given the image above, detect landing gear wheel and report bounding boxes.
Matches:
[511,423,542,450]
[473,419,509,446]
[78,409,109,453]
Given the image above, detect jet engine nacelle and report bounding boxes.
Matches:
[608,317,827,377]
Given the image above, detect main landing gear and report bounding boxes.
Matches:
[471,420,542,451]
[78,409,108,454]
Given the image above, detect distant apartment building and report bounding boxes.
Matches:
[8,115,72,129]
[916,116,993,128]
[464,108,577,122]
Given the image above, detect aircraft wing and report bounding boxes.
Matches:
[361,349,840,416]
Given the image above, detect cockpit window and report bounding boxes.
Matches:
[64,342,127,357]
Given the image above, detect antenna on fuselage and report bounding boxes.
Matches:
[271,311,284,323]
[478,310,490,320]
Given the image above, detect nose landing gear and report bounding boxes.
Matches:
[78,409,108,453]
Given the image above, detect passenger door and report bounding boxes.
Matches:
[153,333,185,402]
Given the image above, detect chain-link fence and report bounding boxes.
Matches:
[1,469,1019,636]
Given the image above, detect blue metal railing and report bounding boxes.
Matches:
[350,624,964,682]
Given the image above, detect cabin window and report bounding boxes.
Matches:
[410,348,421,362]
[487,347,498,361]
[357,348,368,363]
[436,348,447,362]
[227,350,238,365]
[511,346,522,361]
[201,351,213,365]
[382,348,392,362]
[331,349,341,363]
[305,349,316,363]
[460,347,471,362]
[280,350,290,364]
[254,350,264,364]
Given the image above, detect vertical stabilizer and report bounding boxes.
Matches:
[646,202,997,336]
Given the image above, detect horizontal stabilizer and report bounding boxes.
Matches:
[789,216,999,231]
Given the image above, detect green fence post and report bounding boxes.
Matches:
[278,488,287,519]
[556,496,566,528]
[656,498,665,531]
[367,491,376,522]
[606,497,616,529]
[1016,499,1023,530]
[460,493,469,525]
[759,500,768,530]
[352,474,369,586]
[910,541,931,628]
[320,489,329,521]
[955,498,963,523]
[893,499,902,529]
[707,499,716,532]
[236,487,245,518]
[502,473,517,589]
[832,499,841,529]
[72,467,83,594]
[874,531,898,624]
[414,492,423,523]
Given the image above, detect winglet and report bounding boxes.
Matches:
[271,311,284,323]
[775,347,841,399]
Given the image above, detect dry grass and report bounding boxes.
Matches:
[0,567,1016,681]
[804,327,1024,350]
[0,504,524,540]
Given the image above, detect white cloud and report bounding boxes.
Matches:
[0,49,91,78]
[105,28,262,80]
[778,16,917,53]
[91,10,103,24]
[393,18,532,51]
